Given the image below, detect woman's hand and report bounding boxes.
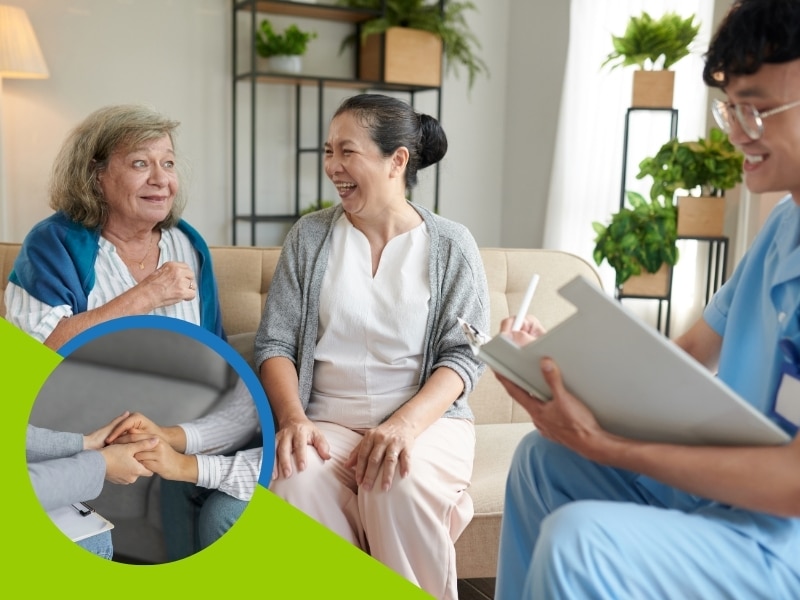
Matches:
[273,417,331,480]
[98,436,158,484]
[120,432,199,483]
[106,412,187,452]
[138,261,197,309]
[105,411,163,443]
[495,357,608,460]
[83,411,131,450]
[345,420,415,492]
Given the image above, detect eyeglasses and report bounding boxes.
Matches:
[711,98,800,141]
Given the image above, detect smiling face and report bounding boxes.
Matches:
[323,112,406,218]
[723,59,800,201]
[97,134,178,232]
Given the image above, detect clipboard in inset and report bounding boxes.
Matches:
[47,503,114,542]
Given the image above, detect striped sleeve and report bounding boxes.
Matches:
[4,282,72,342]
[195,447,263,501]
[180,378,259,455]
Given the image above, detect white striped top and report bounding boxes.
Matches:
[4,227,201,342]
[181,377,263,501]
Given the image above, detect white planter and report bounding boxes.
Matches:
[268,55,302,74]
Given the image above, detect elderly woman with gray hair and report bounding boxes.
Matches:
[5,104,223,350]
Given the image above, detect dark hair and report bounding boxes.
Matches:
[49,104,187,229]
[333,93,447,190]
[704,0,800,88]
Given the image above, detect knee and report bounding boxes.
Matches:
[198,491,248,549]
[531,502,616,589]
[270,468,321,502]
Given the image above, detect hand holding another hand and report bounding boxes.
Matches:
[124,432,198,483]
[106,411,164,444]
[99,436,158,484]
[84,411,131,450]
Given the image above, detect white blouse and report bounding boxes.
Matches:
[5,227,201,342]
[307,214,431,429]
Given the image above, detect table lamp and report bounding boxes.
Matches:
[0,4,49,240]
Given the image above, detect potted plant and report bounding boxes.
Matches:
[601,11,700,108]
[592,190,679,296]
[636,127,744,237]
[336,0,488,90]
[255,19,317,74]
[299,199,336,216]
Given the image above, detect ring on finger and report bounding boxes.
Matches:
[188,280,195,290]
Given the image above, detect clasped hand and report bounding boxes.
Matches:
[83,411,158,484]
[102,411,197,483]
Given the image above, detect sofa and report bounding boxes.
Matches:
[1,241,601,578]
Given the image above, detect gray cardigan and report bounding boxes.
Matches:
[254,203,490,420]
[26,425,105,511]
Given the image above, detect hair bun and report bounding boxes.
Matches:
[418,113,448,169]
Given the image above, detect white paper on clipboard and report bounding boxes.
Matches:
[47,504,114,542]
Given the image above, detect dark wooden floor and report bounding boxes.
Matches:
[457,578,495,600]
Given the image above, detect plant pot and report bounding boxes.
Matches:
[631,70,675,108]
[359,26,443,87]
[677,195,726,237]
[619,264,672,297]
[268,55,302,74]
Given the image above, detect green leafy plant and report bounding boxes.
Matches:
[636,128,744,200]
[336,0,489,90]
[601,12,700,71]
[299,199,336,216]
[592,191,679,287]
[255,20,317,57]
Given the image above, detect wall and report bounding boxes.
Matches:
[501,1,569,248]
[3,0,554,248]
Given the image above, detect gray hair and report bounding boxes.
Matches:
[49,104,187,229]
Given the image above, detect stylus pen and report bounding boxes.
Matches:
[512,273,540,332]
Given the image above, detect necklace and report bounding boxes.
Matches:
[120,232,155,270]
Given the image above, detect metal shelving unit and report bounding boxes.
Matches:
[232,0,443,246]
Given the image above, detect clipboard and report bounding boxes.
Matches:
[47,503,114,542]
[463,275,791,446]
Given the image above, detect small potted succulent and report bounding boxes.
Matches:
[636,127,744,237]
[255,19,317,74]
[592,190,679,296]
[601,11,700,108]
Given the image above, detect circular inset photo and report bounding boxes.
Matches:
[26,316,273,564]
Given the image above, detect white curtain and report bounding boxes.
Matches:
[543,0,716,336]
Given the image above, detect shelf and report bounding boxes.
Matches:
[232,0,444,245]
[235,214,301,222]
[235,1,381,23]
[234,72,441,92]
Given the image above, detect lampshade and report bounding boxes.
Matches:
[0,5,48,79]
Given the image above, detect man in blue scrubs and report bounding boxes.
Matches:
[494,1,800,597]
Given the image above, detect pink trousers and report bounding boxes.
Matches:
[270,418,475,600]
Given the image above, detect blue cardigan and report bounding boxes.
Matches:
[9,211,225,338]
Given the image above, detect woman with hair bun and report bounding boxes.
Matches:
[255,93,489,598]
